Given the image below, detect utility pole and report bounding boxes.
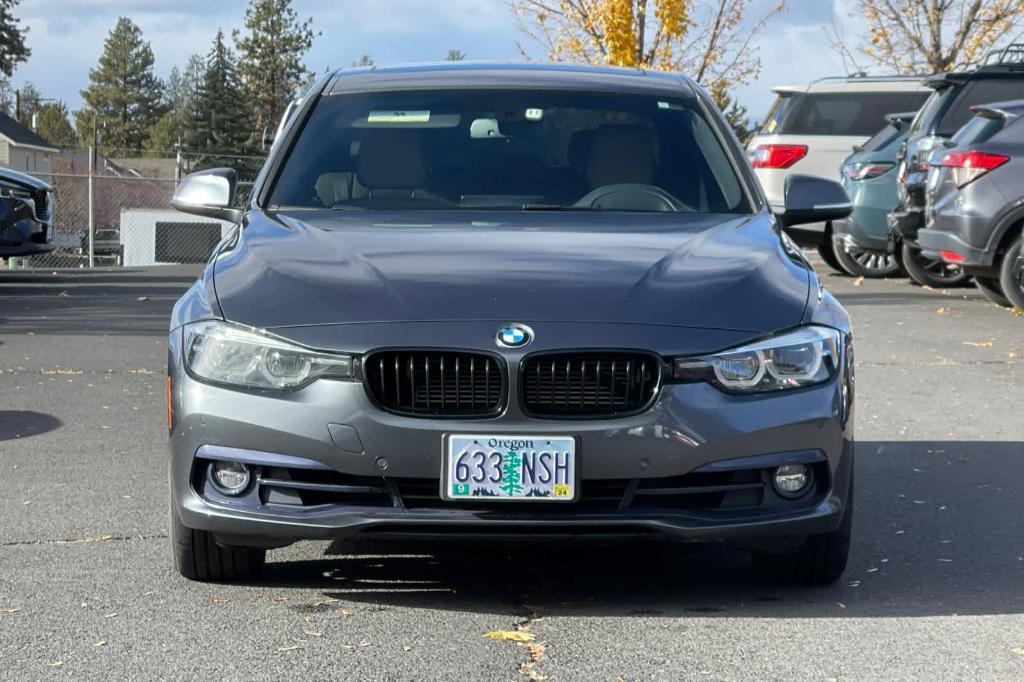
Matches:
[88,118,97,268]
[14,89,20,122]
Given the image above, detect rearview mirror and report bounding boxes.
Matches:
[172,168,242,223]
[776,175,851,228]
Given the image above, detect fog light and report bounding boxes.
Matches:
[773,464,810,497]
[211,460,250,495]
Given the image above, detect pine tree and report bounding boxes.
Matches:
[352,53,374,67]
[190,30,253,173]
[445,49,466,61]
[33,101,76,148]
[145,54,205,156]
[76,17,164,155]
[0,0,30,78]
[234,0,317,136]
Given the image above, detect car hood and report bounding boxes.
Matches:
[212,210,810,333]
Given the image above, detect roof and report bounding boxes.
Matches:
[327,61,695,97]
[0,111,57,151]
[771,75,930,95]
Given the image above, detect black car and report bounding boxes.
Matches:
[166,63,856,585]
[889,47,1024,287]
[0,168,54,259]
[918,101,1024,308]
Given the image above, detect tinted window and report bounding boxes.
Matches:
[952,114,1007,144]
[860,122,905,152]
[778,91,928,136]
[939,78,1024,134]
[910,88,951,133]
[269,89,750,214]
[758,94,792,135]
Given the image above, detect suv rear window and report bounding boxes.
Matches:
[938,78,1024,135]
[952,113,1009,144]
[268,89,751,214]
[758,94,793,135]
[859,121,905,152]
[775,91,928,136]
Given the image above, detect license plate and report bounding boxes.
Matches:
[443,434,577,501]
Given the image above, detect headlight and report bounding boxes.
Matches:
[673,326,841,393]
[0,185,34,200]
[184,320,353,390]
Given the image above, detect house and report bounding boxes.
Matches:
[0,112,58,174]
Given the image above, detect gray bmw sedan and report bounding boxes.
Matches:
[167,63,856,584]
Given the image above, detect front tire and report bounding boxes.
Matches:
[171,504,266,582]
[999,236,1024,310]
[901,242,971,288]
[752,474,853,585]
[974,275,1013,307]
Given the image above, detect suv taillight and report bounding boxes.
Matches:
[750,144,807,169]
[842,161,896,181]
[936,150,1009,187]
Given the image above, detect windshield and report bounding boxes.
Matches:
[268,89,750,214]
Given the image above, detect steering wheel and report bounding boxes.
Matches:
[573,183,692,212]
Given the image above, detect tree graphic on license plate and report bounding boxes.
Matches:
[500,450,523,496]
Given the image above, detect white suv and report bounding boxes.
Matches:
[748,76,929,268]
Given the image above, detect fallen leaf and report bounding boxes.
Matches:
[0,608,20,614]
[340,608,353,617]
[836,602,846,609]
[57,291,69,297]
[963,341,993,347]
[1013,648,1024,656]
[341,645,355,651]
[211,597,231,605]
[303,630,322,637]
[128,368,154,375]
[94,641,107,647]
[852,276,864,287]
[272,596,288,602]
[525,642,546,662]
[936,307,950,315]
[277,644,300,652]
[49,661,63,667]
[104,612,117,619]
[483,630,536,643]
[403,645,412,652]
[1010,351,1020,359]
[137,296,150,302]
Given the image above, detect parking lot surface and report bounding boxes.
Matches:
[1,263,1022,680]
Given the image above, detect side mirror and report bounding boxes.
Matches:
[172,168,242,222]
[777,174,851,228]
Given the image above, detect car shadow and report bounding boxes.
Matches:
[259,440,1024,618]
[0,410,63,441]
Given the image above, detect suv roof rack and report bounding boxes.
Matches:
[978,43,1024,69]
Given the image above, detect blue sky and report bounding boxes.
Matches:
[15,0,851,121]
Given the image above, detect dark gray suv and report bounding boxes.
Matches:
[889,57,1024,287]
[167,62,855,585]
[919,101,1024,308]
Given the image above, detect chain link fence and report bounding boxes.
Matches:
[5,149,261,270]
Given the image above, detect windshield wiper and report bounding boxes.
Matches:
[520,203,602,211]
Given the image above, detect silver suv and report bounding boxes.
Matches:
[748,75,929,269]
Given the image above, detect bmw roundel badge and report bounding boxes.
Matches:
[496,323,533,348]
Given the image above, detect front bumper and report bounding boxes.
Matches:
[169,337,855,546]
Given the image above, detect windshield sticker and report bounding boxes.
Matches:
[367,110,431,124]
[525,108,543,121]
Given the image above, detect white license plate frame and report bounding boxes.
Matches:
[441,434,578,502]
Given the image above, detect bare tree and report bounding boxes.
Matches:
[509,0,787,97]
[833,0,1024,74]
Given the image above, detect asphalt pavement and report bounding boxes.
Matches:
[1,262,1022,681]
